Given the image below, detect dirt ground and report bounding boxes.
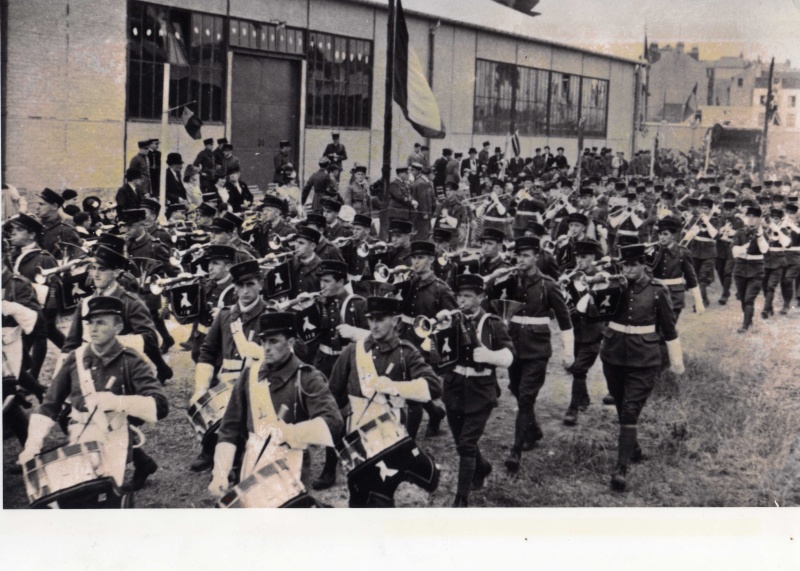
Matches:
[4,280,799,508]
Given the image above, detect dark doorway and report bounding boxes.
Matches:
[231,53,301,191]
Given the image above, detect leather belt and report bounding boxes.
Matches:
[608,322,656,335]
[516,211,538,216]
[222,358,244,371]
[318,344,342,356]
[786,247,800,252]
[510,315,550,325]
[652,277,684,286]
[483,216,510,223]
[616,229,639,237]
[693,236,715,242]
[453,365,491,377]
[742,255,764,261]
[768,247,786,252]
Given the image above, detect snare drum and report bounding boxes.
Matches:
[217,459,317,509]
[23,441,130,508]
[336,412,410,473]
[187,381,234,445]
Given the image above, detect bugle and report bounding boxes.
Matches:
[373,263,411,283]
[149,272,198,295]
[268,233,297,251]
[257,251,294,268]
[35,258,91,285]
[413,310,462,338]
[484,264,521,283]
[170,243,208,266]
[272,292,320,311]
[357,241,391,258]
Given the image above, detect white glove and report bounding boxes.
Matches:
[337,323,369,341]
[117,395,158,423]
[208,441,237,498]
[666,339,685,375]
[364,375,400,397]
[392,378,432,402]
[1,301,38,334]
[84,391,121,413]
[597,225,608,239]
[688,287,705,315]
[731,245,746,258]
[472,346,514,368]
[194,362,215,398]
[277,417,333,449]
[576,293,592,314]
[561,329,575,369]
[18,413,55,466]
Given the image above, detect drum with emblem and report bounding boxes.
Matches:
[217,458,317,508]
[22,441,132,508]
[293,302,322,346]
[264,261,293,300]
[336,411,410,474]
[168,280,203,324]
[58,269,93,312]
[589,283,624,321]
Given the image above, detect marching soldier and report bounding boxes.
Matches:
[340,214,374,281]
[477,227,511,278]
[490,236,573,472]
[761,208,791,319]
[684,197,719,308]
[648,217,702,321]
[252,195,295,257]
[20,296,169,492]
[36,188,82,257]
[309,260,369,490]
[123,208,177,355]
[432,182,468,249]
[302,213,346,263]
[187,245,238,365]
[388,166,417,224]
[140,198,173,248]
[327,297,442,507]
[288,225,323,298]
[441,274,514,507]
[714,199,743,305]
[191,259,270,472]
[61,245,173,383]
[595,244,684,492]
[321,198,352,242]
[562,240,605,426]
[432,227,458,288]
[209,215,257,263]
[382,219,413,268]
[208,312,343,497]
[398,241,457,439]
[780,203,800,313]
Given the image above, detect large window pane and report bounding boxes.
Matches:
[581,77,608,138]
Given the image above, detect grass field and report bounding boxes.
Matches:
[3,281,799,508]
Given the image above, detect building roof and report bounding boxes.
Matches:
[713,56,748,69]
[755,72,800,89]
[344,0,639,65]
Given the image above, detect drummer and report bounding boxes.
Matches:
[18,296,169,492]
[327,296,442,507]
[208,312,343,497]
[191,259,270,472]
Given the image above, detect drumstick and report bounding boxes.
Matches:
[354,388,379,428]
[74,405,99,443]
[253,404,290,467]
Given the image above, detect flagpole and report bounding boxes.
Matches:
[380,0,396,241]
[159,63,170,224]
[759,57,775,174]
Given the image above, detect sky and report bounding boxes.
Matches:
[522,0,800,66]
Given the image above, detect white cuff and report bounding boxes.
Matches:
[212,441,237,485]
[392,378,432,402]
[487,347,514,368]
[119,395,158,424]
[194,363,215,395]
[23,413,56,456]
[561,328,575,356]
[3,302,38,334]
[666,339,685,375]
[689,287,705,315]
[290,417,334,448]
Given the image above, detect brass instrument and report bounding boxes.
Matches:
[413,310,462,339]
[269,292,320,311]
[257,251,294,268]
[436,247,481,265]
[268,233,297,251]
[170,243,208,267]
[332,236,356,247]
[483,264,521,283]
[373,264,411,283]
[357,241,391,258]
[34,258,91,285]
[149,272,198,295]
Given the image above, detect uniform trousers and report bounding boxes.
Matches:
[507,358,548,451]
[781,259,800,308]
[601,361,660,426]
[24,313,50,382]
[568,340,600,409]
[715,256,735,299]
[734,274,763,327]
[762,268,784,313]
[692,257,715,303]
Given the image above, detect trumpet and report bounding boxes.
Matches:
[413,310,462,338]
[436,247,481,265]
[35,258,91,285]
[268,233,297,251]
[271,292,320,310]
[484,264,521,283]
[257,251,294,267]
[332,236,356,247]
[373,264,411,283]
[170,243,208,266]
[149,272,198,295]
[357,241,391,258]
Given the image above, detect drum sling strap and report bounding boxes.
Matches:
[351,339,405,430]
[72,345,129,486]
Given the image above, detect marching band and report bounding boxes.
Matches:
[3,141,800,509]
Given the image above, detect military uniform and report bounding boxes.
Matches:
[314,237,345,263]
[324,220,352,243]
[288,255,322,298]
[714,213,744,303]
[312,292,368,377]
[382,242,412,269]
[497,266,572,455]
[762,223,789,317]
[40,218,82,259]
[388,178,415,222]
[190,274,238,363]
[2,269,46,402]
[685,214,718,305]
[780,219,800,312]
[441,307,513,504]
[216,353,343,485]
[198,298,269,378]
[648,241,698,319]
[252,218,295,257]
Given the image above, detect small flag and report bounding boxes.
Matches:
[491,0,542,16]
[511,130,521,157]
[393,0,446,139]
[181,107,203,140]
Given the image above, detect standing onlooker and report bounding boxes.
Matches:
[148,139,162,199]
[193,137,216,191]
[164,152,186,205]
[411,163,436,241]
[273,139,292,183]
[129,140,152,197]
[323,132,348,177]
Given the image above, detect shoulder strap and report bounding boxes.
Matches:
[476,313,492,348]
[217,283,236,309]
[74,345,96,398]
[340,293,364,323]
